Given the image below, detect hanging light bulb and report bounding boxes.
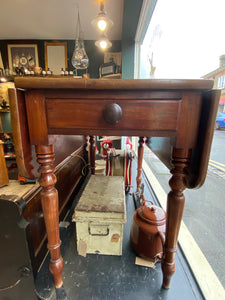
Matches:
[91,1,114,33]
[95,33,112,50]
[98,19,107,31]
[71,7,89,71]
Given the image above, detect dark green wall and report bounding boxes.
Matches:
[0,0,145,79]
[121,0,143,79]
[0,40,121,78]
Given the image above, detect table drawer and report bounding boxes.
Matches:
[46,98,180,133]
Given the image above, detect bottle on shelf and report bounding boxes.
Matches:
[47,68,51,76]
[64,68,69,76]
[3,134,15,158]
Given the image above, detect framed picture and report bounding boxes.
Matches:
[100,62,117,77]
[104,52,122,69]
[5,41,39,73]
[45,41,67,75]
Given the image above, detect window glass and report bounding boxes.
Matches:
[137,0,225,291]
[140,0,225,79]
[218,75,225,89]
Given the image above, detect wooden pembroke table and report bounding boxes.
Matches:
[10,77,220,290]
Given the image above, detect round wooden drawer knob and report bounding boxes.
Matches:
[102,103,122,125]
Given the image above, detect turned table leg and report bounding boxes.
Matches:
[162,148,190,289]
[89,136,96,175]
[84,136,89,164]
[136,136,144,190]
[36,145,64,288]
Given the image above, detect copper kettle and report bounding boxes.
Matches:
[130,198,166,262]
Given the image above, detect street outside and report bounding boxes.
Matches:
[143,130,225,288]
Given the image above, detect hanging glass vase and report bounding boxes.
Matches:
[71,8,89,71]
[71,38,89,70]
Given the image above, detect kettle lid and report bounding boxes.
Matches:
[138,201,166,226]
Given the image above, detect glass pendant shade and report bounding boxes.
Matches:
[91,11,114,32]
[71,8,89,70]
[95,34,112,50]
[92,1,113,51]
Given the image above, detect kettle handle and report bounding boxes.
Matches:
[141,194,154,206]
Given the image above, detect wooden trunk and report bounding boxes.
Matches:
[73,176,126,256]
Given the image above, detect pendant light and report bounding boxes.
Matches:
[91,1,114,33]
[95,33,112,50]
[71,7,89,71]
[92,0,113,50]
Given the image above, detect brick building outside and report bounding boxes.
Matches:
[202,55,225,112]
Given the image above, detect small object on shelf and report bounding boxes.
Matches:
[18,174,36,185]
[3,133,14,155]
[8,162,17,172]
[60,68,65,76]
[64,68,69,76]
[46,68,51,76]
[82,73,90,79]
[15,66,26,76]
[99,61,117,77]
[42,70,46,76]
[1,99,8,109]
[4,153,16,159]
[34,67,42,76]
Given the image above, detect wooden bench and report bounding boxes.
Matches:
[0,86,88,298]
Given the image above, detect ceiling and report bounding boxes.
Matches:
[0,0,124,40]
